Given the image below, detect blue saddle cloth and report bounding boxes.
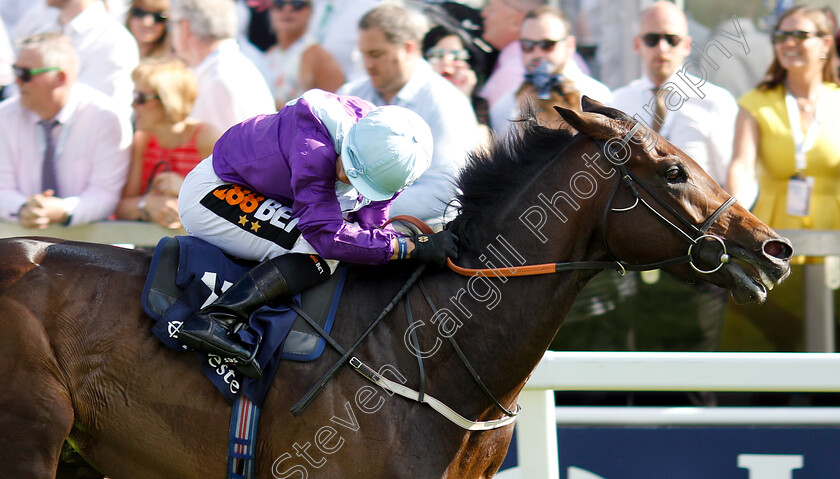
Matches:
[142,236,339,407]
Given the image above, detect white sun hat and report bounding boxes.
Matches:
[340,105,433,201]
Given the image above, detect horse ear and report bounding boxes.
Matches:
[581,95,636,121]
[553,105,619,140]
[581,95,605,111]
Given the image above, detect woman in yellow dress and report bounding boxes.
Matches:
[727,5,840,229]
[724,5,839,352]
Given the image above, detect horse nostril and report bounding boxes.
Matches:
[763,239,793,260]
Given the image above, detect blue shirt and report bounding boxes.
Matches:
[339,60,479,221]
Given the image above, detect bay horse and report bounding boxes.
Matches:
[0,98,792,478]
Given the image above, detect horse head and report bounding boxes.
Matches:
[553,96,792,304]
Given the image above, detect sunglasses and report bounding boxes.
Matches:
[519,38,565,53]
[130,6,168,24]
[641,33,682,47]
[271,0,310,10]
[12,65,61,82]
[425,48,471,63]
[133,91,160,105]
[772,30,821,43]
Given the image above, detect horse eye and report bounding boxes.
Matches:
[664,166,684,182]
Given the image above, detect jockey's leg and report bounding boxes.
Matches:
[177,253,331,378]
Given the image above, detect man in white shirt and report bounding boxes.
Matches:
[170,0,275,133]
[13,0,139,111]
[0,32,132,227]
[580,2,736,373]
[491,5,612,137]
[1,0,42,40]
[338,3,479,223]
[610,1,737,185]
[478,0,544,111]
[308,0,380,83]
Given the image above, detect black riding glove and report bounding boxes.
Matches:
[411,231,459,266]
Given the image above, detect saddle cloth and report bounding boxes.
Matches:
[142,236,346,406]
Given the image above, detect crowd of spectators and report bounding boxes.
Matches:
[338,3,479,221]
[0,0,839,365]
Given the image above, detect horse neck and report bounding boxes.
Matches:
[459,136,615,284]
[436,138,615,411]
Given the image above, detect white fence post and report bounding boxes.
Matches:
[779,230,840,353]
[517,390,560,479]
[805,263,835,352]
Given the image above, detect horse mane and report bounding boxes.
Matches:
[447,110,577,243]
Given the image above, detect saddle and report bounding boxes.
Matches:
[142,236,347,406]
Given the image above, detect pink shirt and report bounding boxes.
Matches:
[0,83,133,224]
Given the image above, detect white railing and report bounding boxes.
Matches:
[513,351,840,479]
[0,220,183,247]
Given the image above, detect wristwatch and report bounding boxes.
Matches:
[138,196,150,221]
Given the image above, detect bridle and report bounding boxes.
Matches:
[599,132,736,275]
[447,123,737,278]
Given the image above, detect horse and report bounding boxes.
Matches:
[0,98,792,478]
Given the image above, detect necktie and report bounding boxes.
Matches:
[39,119,60,194]
[651,88,667,132]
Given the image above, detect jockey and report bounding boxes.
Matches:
[176,89,458,378]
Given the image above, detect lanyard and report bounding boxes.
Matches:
[315,1,333,44]
[784,85,823,172]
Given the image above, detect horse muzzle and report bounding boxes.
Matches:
[705,236,793,304]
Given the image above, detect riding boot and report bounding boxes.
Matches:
[177,253,331,379]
